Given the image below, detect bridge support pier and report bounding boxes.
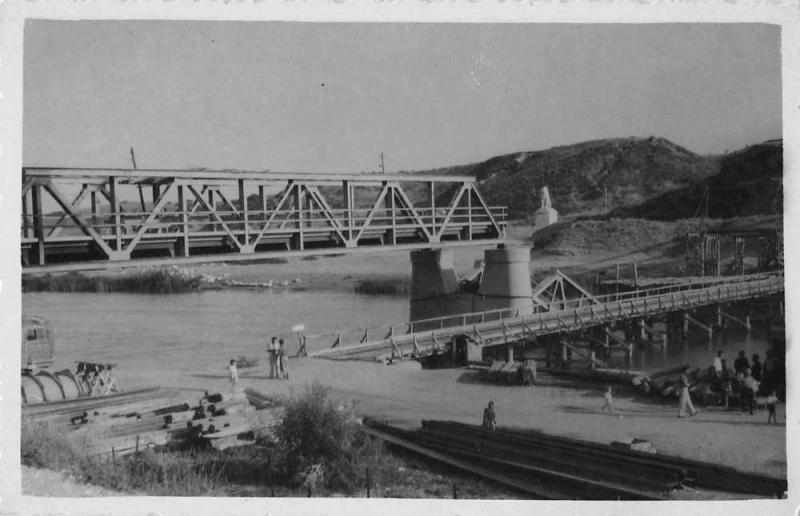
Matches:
[409,248,463,321]
[474,246,534,314]
[410,245,533,322]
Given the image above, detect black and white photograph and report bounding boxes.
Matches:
[2,3,797,515]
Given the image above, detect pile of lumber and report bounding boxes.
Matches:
[482,361,537,385]
[48,389,282,457]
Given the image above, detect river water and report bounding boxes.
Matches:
[22,290,772,375]
[22,290,408,373]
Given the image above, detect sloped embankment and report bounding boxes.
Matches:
[530,218,702,256]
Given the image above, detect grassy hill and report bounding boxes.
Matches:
[611,140,782,220]
[412,137,721,219]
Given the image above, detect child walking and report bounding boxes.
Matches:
[228,359,239,393]
[767,390,779,424]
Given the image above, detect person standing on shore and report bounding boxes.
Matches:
[268,337,278,379]
[678,366,697,418]
[228,359,239,393]
[278,338,289,379]
[482,401,496,431]
[741,369,757,415]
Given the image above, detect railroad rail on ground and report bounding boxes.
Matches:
[21,167,507,271]
[309,272,784,361]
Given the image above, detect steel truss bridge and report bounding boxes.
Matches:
[21,167,506,272]
[309,272,784,362]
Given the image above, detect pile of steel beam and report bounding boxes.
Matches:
[362,419,786,500]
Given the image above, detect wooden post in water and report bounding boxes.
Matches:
[682,312,689,342]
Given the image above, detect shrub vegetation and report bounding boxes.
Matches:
[22,268,203,294]
[354,278,409,296]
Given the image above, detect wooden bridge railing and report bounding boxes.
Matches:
[308,273,784,361]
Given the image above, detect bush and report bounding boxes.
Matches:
[22,268,204,294]
[354,279,409,296]
[276,383,386,493]
[21,421,227,495]
[21,421,84,471]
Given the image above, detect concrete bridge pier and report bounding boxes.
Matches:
[409,248,465,321]
[409,245,534,321]
[473,246,534,314]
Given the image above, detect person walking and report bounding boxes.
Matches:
[295,335,308,357]
[482,401,496,431]
[766,390,779,424]
[601,385,614,413]
[678,366,698,418]
[268,337,278,379]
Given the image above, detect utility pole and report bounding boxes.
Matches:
[603,186,608,213]
[379,152,385,175]
[130,147,146,212]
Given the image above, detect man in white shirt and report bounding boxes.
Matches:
[713,350,723,377]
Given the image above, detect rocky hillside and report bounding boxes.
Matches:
[417,137,720,219]
[612,140,782,220]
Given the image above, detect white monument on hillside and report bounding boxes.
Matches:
[534,186,558,229]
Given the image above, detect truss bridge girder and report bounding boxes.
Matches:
[21,167,508,271]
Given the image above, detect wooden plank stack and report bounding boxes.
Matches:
[45,389,284,458]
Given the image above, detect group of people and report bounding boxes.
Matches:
[268,337,290,380]
[226,335,299,391]
[708,349,779,421]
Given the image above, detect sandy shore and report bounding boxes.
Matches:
[118,355,785,481]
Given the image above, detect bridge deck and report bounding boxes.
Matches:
[309,273,784,361]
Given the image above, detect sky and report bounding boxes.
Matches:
[24,21,782,173]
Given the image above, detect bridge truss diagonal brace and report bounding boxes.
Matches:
[46,184,90,238]
[353,182,391,243]
[531,270,600,310]
[304,184,349,246]
[186,184,244,251]
[434,183,468,241]
[41,182,120,260]
[391,185,435,242]
[467,184,506,239]
[122,182,176,254]
[248,182,295,248]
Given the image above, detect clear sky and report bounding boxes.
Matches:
[24,21,782,173]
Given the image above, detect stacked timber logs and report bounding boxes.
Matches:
[28,389,283,457]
